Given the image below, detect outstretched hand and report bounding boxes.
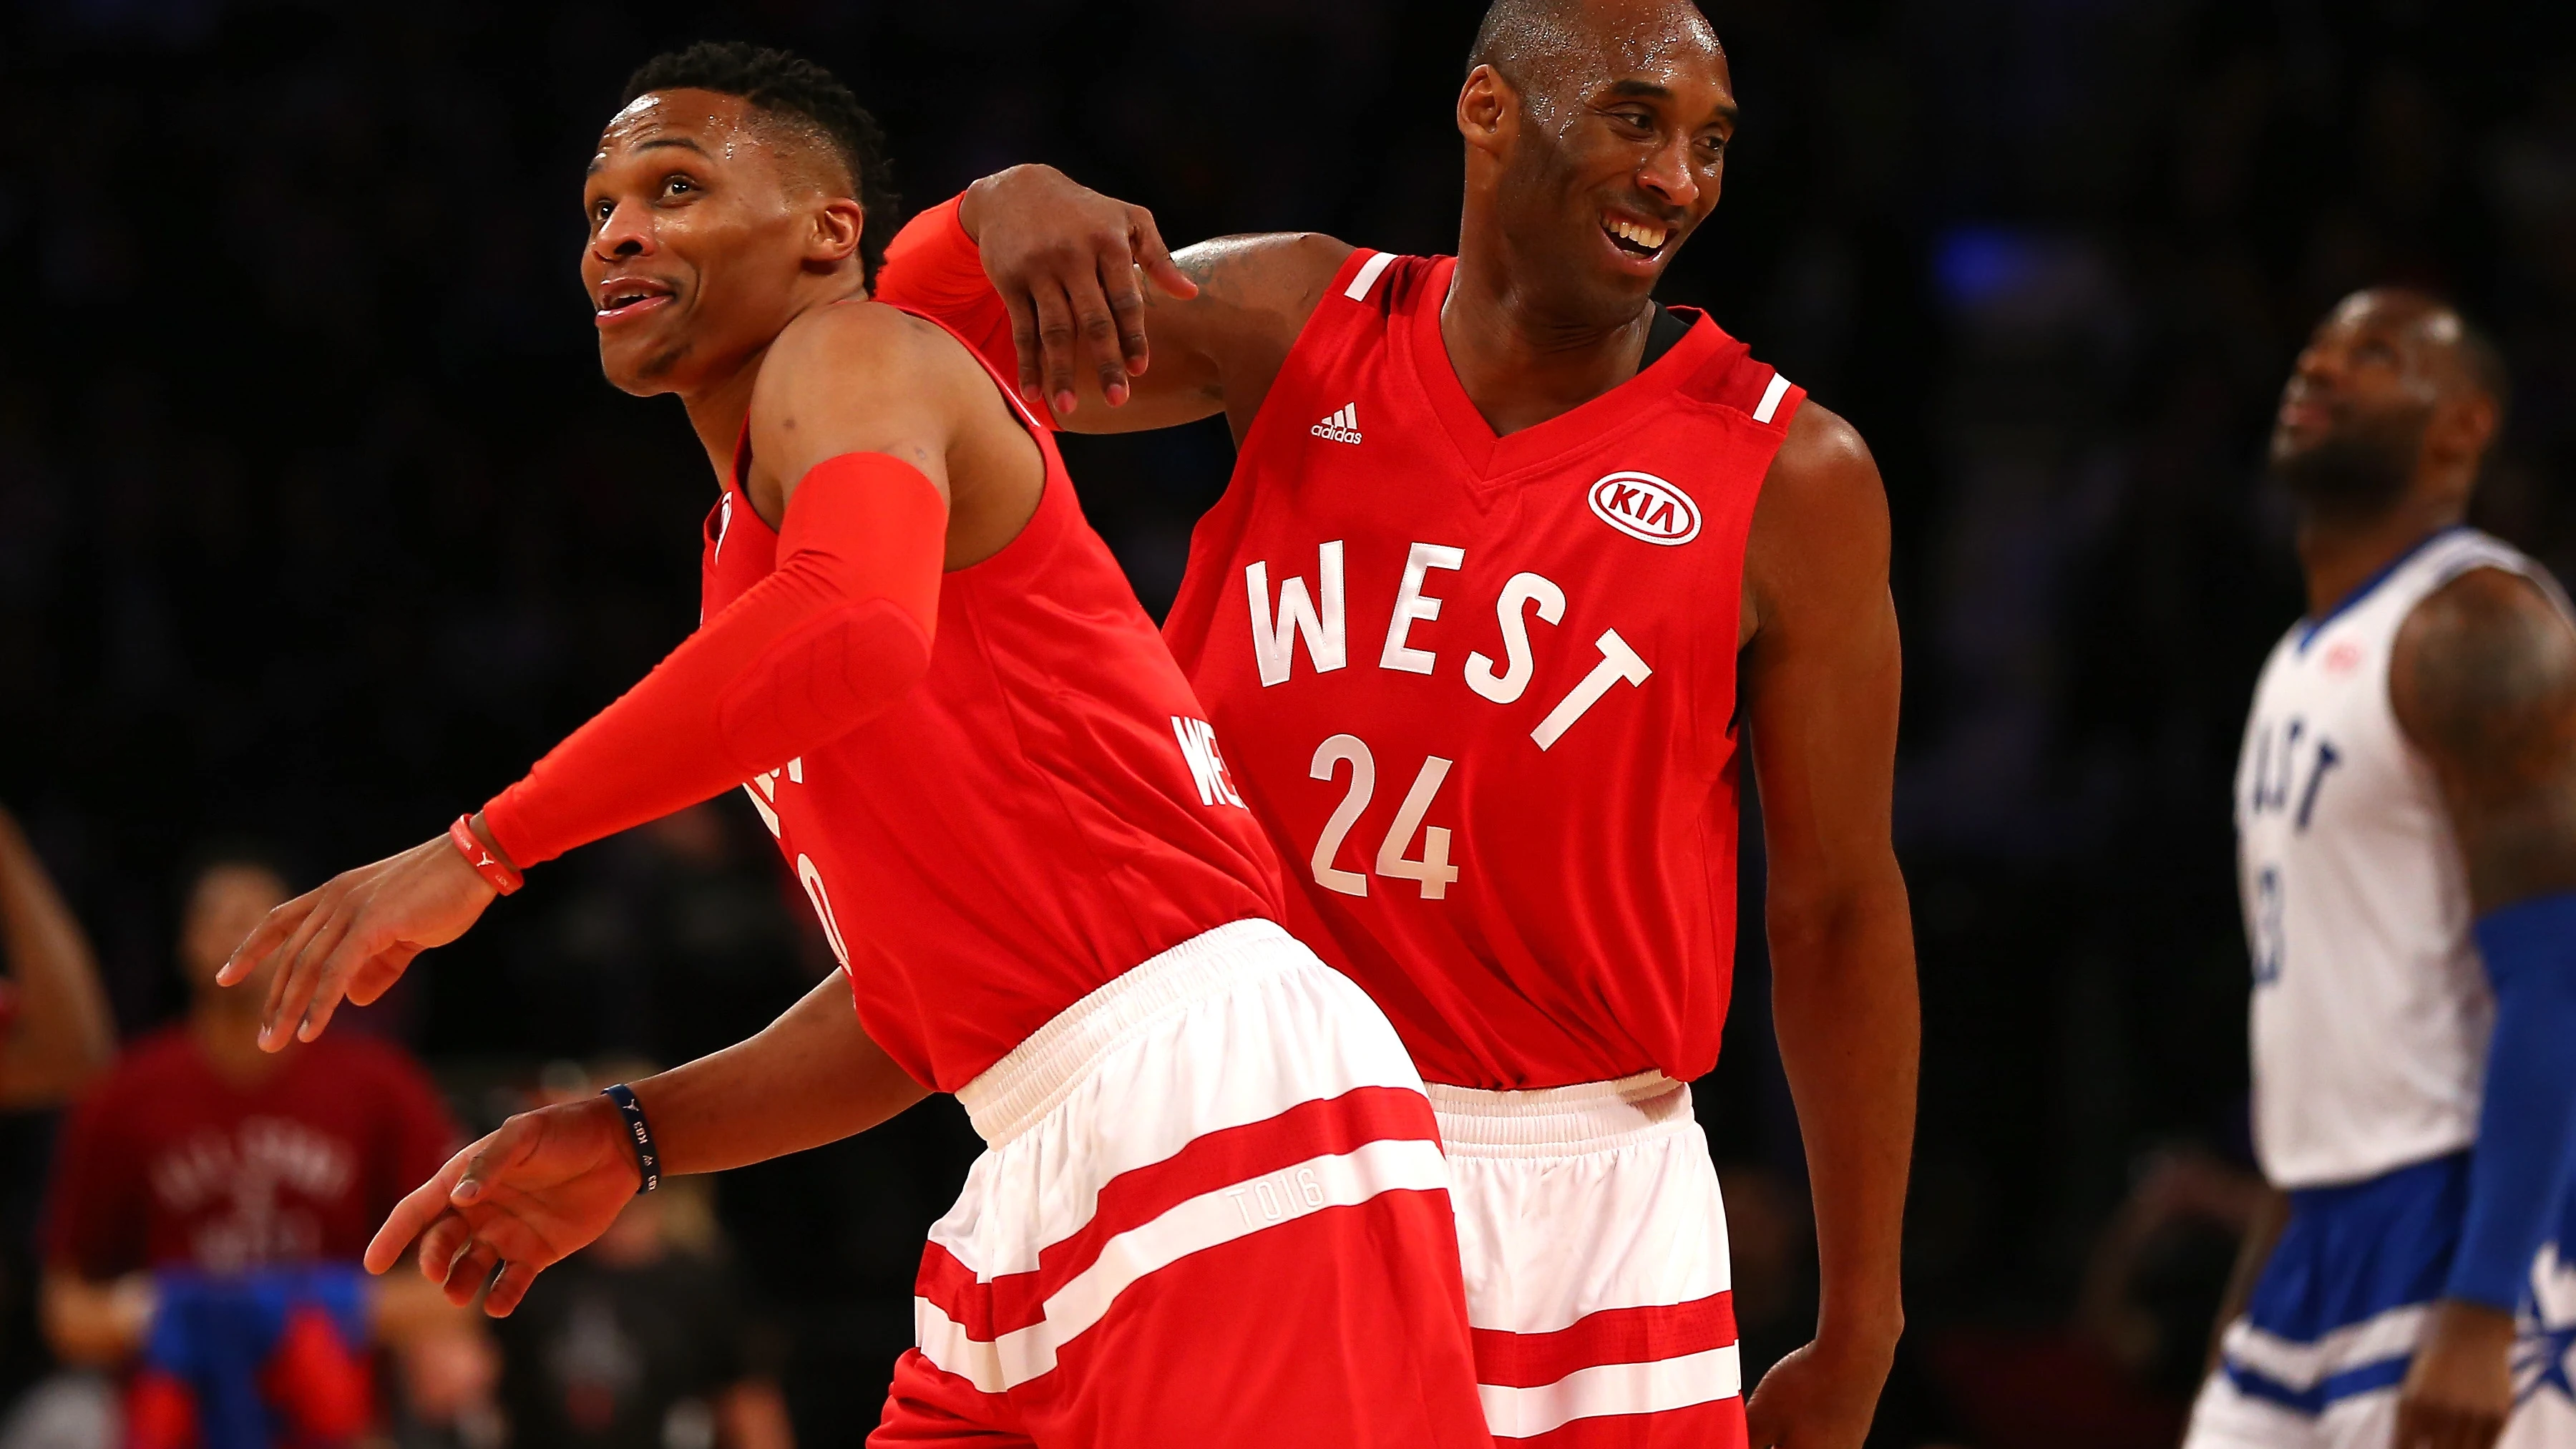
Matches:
[960,163,1197,418]
[218,832,497,1050]
[366,1096,641,1318]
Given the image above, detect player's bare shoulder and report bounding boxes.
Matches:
[766,299,987,406]
[2391,565,2576,795]
[758,301,1025,453]
[1168,232,1354,336]
[1166,232,1355,426]
[1741,400,1893,646]
[749,300,1043,558]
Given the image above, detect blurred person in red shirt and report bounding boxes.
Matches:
[39,848,487,1448]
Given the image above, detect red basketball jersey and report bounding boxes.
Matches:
[1162,253,1805,1090]
[704,311,1285,1092]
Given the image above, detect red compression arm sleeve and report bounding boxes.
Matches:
[877,197,1055,430]
[480,454,947,869]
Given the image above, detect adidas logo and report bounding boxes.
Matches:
[1310,404,1363,444]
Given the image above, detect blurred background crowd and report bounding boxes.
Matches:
[1,0,2572,1444]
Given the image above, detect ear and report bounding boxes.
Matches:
[1456,64,1515,157]
[806,197,866,270]
[2427,388,2501,473]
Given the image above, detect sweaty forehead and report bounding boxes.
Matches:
[592,89,759,172]
[1511,0,1729,98]
[1596,0,1724,74]
[2320,291,2455,360]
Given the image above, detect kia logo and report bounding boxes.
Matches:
[1587,471,1701,545]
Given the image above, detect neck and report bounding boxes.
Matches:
[677,280,870,484]
[192,1001,287,1087]
[681,355,769,485]
[2296,489,2468,618]
[1441,232,1656,437]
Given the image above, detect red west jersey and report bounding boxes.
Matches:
[703,311,1285,1093]
[1162,253,1805,1090]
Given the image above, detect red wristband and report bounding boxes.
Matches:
[449,814,524,895]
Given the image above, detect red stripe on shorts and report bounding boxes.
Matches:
[917,1083,1440,1339]
[1471,1291,1740,1390]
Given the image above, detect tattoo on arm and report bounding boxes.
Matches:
[1153,233,1351,431]
[2392,567,2576,911]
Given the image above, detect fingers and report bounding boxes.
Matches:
[257,920,326,1050]
[347,945,419,1008]
[367,1142,478,1274]
[2451,1407,2506,1449]
[418,1215,476,1289]
[217,894,316,988]
[253,892,341,1039]
[2395,1401,2506,1449]
[484,1261,541,1319]
[416,1214,554,1316]
[267,904,362,1048]
[1002,289,1043,409]
[452,1116,542,1206]
[1095,247,1146,405]
[438,1236,501,1308]
[294,962,356,1041]
[1131,207,1197,304]
[1028,279,1081,419]
[1740,1383,1785,1449]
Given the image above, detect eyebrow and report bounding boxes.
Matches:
[1603,79,1740,125]
[586,134,711,175]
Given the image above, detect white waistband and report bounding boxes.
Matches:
[955,918,1299,1147]
[1425,1070,1694,1158]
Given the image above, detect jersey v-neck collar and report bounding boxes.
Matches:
[2294,525,2466,653]
[1404,256,1722,481]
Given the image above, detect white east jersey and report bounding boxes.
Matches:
[2235,527,2574,1189]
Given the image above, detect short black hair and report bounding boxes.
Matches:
[1468,0,1719,85]
[2454,313,2511,421]
[621,42,899,288]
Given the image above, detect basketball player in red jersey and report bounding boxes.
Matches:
[214,42,1493,1449]
[868,1,1918,1444]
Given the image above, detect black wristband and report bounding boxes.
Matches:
[600,1083,660,1194]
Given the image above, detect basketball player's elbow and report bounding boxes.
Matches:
[716,599,936,774]
[1767,857,1913,976]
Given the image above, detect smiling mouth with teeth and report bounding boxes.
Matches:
[1604,217,1671,258]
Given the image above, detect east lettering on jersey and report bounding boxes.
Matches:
[2233,529,2576,1187]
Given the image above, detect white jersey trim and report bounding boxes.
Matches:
[1344,250,1397,301]
[1752,371,1792,424]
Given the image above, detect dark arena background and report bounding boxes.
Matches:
[3,1,2574,1445]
